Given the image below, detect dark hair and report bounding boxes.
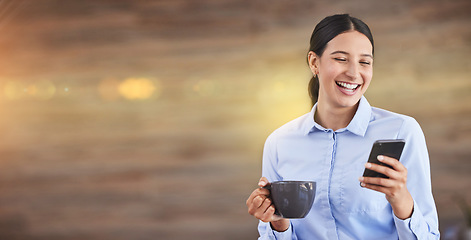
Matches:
[307,14,374,106]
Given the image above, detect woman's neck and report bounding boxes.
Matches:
[314,101,359,131]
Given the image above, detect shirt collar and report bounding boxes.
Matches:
[303,95,372,137]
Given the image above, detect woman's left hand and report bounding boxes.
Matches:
[359,155,414,220]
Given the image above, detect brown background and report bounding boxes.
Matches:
[0,0,470,239]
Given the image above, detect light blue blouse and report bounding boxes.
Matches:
[258,96,439,240]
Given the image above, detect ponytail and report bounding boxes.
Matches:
[308,75,319,106]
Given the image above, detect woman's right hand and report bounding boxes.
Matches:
[246,177,290,232]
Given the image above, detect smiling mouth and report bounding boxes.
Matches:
[336,81,360,92]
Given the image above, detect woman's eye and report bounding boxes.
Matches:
[360,61,371,65]
[334,58,346,62]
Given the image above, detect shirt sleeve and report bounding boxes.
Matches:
[394,117,440,239]
[258,221,296,240]
[261,132,282,183]
[257,133,297,240]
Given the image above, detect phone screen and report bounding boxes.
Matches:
[362,139,405,178]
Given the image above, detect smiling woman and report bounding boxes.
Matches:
[246,14,440,240]
[309,31,374,130]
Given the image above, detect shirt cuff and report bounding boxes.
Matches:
[393,199,422,239]
[267,222,293,240]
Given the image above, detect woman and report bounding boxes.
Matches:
[246,14,440,239]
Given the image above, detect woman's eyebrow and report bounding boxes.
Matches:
[330,50,373,58]
[330,50,349,55]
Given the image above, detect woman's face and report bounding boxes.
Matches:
[310,30,373,109]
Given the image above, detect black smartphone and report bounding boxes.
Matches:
[362,139,406,178]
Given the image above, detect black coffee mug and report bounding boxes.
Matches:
[263,181,316,218]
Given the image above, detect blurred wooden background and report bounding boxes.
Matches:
[0,0,470,239]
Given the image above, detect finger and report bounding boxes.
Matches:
[360,182,389,195]
[246,189,261,206]
[261,198,272,214]
[259,205,276,222]
[247,190,266,208]
[254,195,266,209]
[360,176,395,188]
[255,198,273,222]
[246,187,270,206]
[258,177,269,187]
[377,155,406,172]
[248,195,266,215]
[264,204,284,223]
[365,162,401,179]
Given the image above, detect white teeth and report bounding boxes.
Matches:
[336,81,359,90]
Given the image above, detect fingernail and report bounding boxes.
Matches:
[377,155,384,161]
[259,180,266,186]
[365,163,372,168]
[361,182,366,187]
[359,177,364,182]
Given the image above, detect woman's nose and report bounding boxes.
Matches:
[345,63,359,79]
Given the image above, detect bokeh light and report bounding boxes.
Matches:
[3,80,25,100]
[2,80,56,100]
[118,77,160,100]
[31,80,56,100]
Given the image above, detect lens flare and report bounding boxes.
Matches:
[118,77,159,100]
[3,81,25,100]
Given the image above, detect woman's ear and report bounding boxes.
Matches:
[308,51,319,75]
